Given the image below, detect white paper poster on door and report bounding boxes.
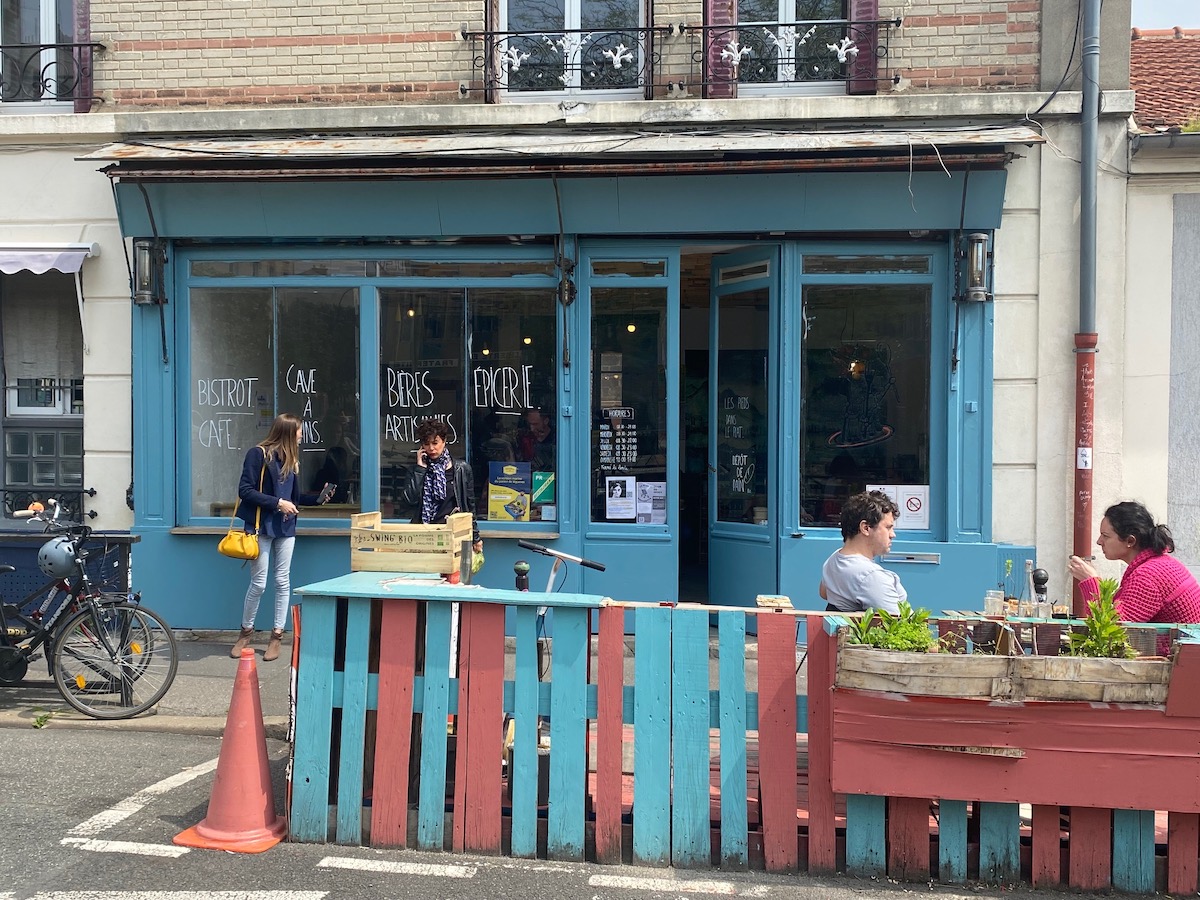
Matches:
[866,483,930,531]
[605,476,636,520]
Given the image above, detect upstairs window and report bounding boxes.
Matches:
[1,0,81,104]
[735,0,848,95]
[500,0,646,97]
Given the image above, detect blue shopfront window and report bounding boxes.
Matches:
[187,286,361,519]
[798,254,935,533]
[181,250,558,527]
[377,287,557,522]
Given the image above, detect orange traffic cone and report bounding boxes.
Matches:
[174,647,287,853]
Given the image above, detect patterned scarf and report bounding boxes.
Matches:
[421,452,450,524]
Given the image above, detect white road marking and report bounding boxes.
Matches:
[317,856,478,878]
[30,894,327,899]
[66,757,220,837]
[59,836,191,858]
[588,874,770,896]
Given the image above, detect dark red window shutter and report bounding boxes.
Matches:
[847,0,879,95]
[704,0,736,99]
[484,0,500,103]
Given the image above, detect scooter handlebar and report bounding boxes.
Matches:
[516,539,606,572]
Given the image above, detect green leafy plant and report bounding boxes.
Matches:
[31,709,56,729]
[1068,587,1136,659]
[846,601,937,652]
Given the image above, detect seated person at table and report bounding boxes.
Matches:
[1068,501,1200,641]
[819,490,905,615]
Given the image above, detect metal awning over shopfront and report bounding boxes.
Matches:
[89,125,1042,240]
[83,125,1044,180]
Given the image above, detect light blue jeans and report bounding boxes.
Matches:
[241,534,295,632]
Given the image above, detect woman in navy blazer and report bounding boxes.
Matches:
[230,413,325,661]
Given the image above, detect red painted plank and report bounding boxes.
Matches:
[370,599,418,848]
[830,690,1200,812]
[756,613,799,874]
[595,605,625,865]
[460,602,505,852]
[1030,804,1061,887]
[1168,812,1200,895]
[888,796,931,881]
[451,601,473,853]
[806,616,837,875]
[1166,642,1200,718]
[1068,806,1112,891]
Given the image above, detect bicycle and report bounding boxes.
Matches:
[0,499,178,719]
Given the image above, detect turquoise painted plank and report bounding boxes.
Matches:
[1112,809,1155,893]
[297,573,607,608]
[510,605,540,858]
[718,611,748,869]
[845,794,886,876]
[979,801,1020,883]
[334,597,372,844]
[547,606,589,860]
[938,799,969,883]
[331,671,379,711]
[416,602,453,851]
[290,595,337,842]
[633,605,673,865]
[671,608,711,867]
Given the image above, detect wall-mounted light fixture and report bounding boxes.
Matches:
[964,232,992,302]
[132,238,167,305]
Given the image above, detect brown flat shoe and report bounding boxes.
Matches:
[264,629,284,662]
[230,627,255,659]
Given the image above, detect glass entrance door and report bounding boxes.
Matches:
[580,248,679,601]
[707,249,778,606]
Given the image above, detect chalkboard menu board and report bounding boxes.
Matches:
[189,287,360,517]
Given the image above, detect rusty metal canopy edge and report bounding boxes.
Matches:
[81,125,1044,178]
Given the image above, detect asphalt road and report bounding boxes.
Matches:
[0,727,1070,900]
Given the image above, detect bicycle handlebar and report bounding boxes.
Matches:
[517,539,606,572]
[14,503,90,541]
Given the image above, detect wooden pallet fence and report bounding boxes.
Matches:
[288,578,1200,895]
[809,616,1200,894]
[290,574,813,868]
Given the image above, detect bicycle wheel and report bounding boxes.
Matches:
[51,602,178,719]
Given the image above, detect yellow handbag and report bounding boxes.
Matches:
[218,463,265,560]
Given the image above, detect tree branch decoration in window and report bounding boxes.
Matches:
[828,342,895,449]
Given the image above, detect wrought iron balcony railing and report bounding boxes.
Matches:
[0,42,104,106]
[462,18,898,100]
[461,24,675,100]
[690,17,900,96]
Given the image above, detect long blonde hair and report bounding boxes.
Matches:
[258,413,302,477]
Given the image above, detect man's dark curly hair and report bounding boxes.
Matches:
[839,490,900,540]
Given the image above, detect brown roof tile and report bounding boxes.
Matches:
[1130,28,1200,130]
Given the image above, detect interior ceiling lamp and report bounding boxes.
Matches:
[965,232,992,302]
[132,238,167,305]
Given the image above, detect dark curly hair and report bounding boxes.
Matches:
[1104,501,1174,555]
[415,418,450,444]
[839,490,900,541]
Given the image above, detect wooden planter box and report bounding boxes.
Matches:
[835,641,1171,704]
[349,511,472,573]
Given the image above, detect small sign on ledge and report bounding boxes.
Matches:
[756,594,793,609]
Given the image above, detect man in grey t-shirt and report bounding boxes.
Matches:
[819,490,906,615]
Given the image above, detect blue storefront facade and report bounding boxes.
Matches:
[100,131,1037,630]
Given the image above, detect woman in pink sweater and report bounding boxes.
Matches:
[1068,502,1200,643]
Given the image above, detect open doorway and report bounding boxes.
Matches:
[679,249,713,603]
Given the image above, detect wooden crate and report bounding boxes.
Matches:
[350,511,472,573]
